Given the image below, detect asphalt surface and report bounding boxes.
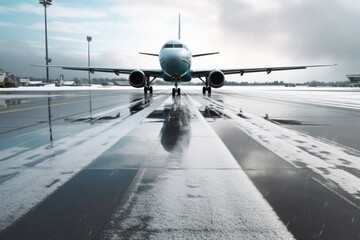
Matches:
[0,86,359,240]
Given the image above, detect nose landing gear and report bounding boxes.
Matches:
[172,87,181,97]
[172,76,181,97]
[144,76,156,95]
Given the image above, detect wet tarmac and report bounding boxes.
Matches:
[0,86,359,239]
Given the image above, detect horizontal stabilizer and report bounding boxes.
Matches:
[193,52,219,58]
[139,52,159,57]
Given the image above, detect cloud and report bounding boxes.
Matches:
[29,21,101,35]
[0,21,16,27]
[108,0,211,18]
[49,36,84,43]
[0,41,43,77]
[23,41,44,49]
[4,3,107,19]
[0,5,15,14]
[213,0,360,81]
[15,3,43,15]
[47,4,108,19]
[218,0,360,61]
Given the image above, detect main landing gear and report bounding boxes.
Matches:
[202,86,211,95]
[144,76,156,95]
[172,87,181,97]
[199,77,211,95]
[144,86,153,94]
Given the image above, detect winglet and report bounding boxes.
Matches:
[178,13,181,40]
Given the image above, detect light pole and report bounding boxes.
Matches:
[87,36,92,86]
[39,0,52,83]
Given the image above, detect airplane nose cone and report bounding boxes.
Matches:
[168,56,181,64]
[160,49,191,77]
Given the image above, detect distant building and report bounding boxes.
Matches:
[19,78,30,86]
[0,70,5,83]
[0,69,19,87]
[346,74,360,87]
[63,81,76,86]
[28,81,46,87]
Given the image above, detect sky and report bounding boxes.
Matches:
[0,0,359,83]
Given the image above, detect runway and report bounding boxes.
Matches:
[0,86,359,239]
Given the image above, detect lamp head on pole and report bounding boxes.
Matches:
[87,36,92,42]
[39,0,52,6]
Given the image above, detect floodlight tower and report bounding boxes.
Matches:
[39,0,52,83]
[87,36,92,86]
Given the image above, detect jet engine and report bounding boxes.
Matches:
[129,70,146,88]
[208,70,225,88]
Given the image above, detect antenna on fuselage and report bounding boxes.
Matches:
[178,13,181,40]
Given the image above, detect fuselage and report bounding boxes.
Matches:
[159,39,192,82]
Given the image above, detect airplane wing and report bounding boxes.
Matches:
[192,64,335,78]
[31,65,163,78]
[192,52,219,58]
[139,52,159,57]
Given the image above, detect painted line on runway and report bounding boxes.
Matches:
[193,94,360,205]
[0,92,140,115]
[0,99,94,115]
[0,94,169,231]
[220,90,360,111]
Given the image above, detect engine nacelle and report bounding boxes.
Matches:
[208,70,225,88]
[129,70,146,88]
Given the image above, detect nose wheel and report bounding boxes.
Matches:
[172,87,181,96]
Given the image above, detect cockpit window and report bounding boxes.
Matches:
[162,43,187,49]
[162,44,173,49]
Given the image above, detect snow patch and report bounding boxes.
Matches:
[196,95,360,204]
[0,95,167,231]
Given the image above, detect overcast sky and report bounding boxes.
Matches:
[0,0,359,83]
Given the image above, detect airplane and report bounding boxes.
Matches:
[35,14,334,96]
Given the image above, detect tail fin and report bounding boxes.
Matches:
[178,14,181,40]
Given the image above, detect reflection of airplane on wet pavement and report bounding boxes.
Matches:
[34,15,334,96]
[147,98,191,152]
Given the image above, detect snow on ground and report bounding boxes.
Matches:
[194,94,360,207]
[0,84,172,93]
[0,94,167,231]
[0,86,359,234]
[100,95,294,239]
[1,85,359,110]
[0,84,131,92]
[220,86,360,110]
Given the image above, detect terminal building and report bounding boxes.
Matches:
[346,74,360,87]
